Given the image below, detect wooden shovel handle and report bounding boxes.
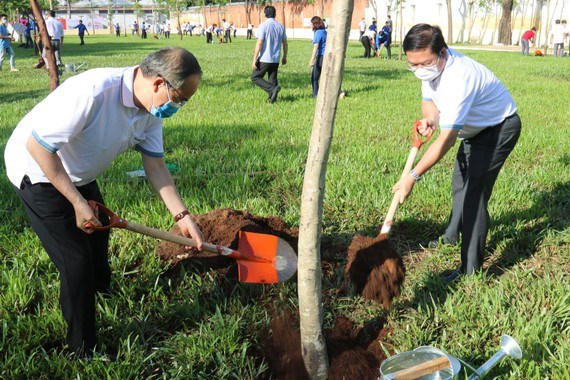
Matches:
[380,121,431,235]
[389,355,451,379]
[86,201,270,263]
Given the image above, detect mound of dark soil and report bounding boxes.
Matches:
[345,233,405,308]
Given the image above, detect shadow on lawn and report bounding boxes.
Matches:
[402,180,569,310]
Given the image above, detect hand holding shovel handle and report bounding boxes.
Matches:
[380,121,431,235]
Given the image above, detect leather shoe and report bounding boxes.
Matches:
[269,86,281,103]
[442,268,464,284]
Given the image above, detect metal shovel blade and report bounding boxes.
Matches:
[236,231,298,283]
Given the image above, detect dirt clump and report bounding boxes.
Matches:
[259,313,389,379]
[345,233,405,308]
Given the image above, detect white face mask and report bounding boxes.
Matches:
[412,65,442,81]
[409,54,442,81]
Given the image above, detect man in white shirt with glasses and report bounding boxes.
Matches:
[392,24,521,283]
[4,47,205,358]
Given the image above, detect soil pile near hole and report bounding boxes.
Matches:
[156,208,298,264]
[345,233,405,308]
[259,313,390,380]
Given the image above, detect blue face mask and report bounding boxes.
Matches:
[150,83,181,118]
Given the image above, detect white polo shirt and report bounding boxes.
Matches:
[4,66,163,187]
[421,49,516,139]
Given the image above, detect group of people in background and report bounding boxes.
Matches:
[359,16,392,59]
[521,19,568,56]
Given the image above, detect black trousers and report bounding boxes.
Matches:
[251,61,279,97]
[206,32,212,43]
[224,29,232,43]
[79,33,85,45]
[13,176,111,353]
[444,113,521,274]
[361,36,372,58]
[247,29,252,39]
[311,55,324,98]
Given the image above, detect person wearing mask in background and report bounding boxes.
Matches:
[4,47,205,358]
[0,14,18,72]
[520,27,536,56]
[43,10,64,69]
[251,5,287,104]
[73,19,89,45]
[309,16,326,98]
[392,24,521,283]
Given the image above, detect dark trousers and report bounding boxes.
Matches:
[444,113,521,274]
[142,29,147,39]
[311,55,324,98]
[247,29,252,39]
[13,177,111,353]
[224,29,232,43]
[251,61,279,97]
[361,36,372,58]
[206,32,212,44]
[79,33,85,45]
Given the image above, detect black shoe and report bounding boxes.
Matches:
[442,268,464,284]
[269,86,281,103]
[426,236,457,249]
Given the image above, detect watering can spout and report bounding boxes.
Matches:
[76,62,86,70]
[468,335,522,379]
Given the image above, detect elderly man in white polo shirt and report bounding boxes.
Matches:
[392,24,521,283]
[251,5,287,103]
[4,47,205,357]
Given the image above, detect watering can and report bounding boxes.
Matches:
[379,335,522,380]
[64,62,86,73]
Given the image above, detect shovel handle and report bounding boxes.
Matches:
[380,121,430,235]
[86,201,270,262]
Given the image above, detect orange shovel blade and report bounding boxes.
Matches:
[235,231,297,284]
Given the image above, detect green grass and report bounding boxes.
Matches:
[1,33,569,378]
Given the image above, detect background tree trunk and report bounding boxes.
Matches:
[498,0,514,44]
[30,0,59,91]
[446,0,453,42]
[297,0,353,378]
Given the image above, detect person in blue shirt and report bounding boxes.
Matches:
[309,16,326,98]
[376,21,392,59]
[74,19,89,45]
[0,14,18,72]
[250,6,288,103]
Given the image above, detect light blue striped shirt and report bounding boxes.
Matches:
[256,18,287,63]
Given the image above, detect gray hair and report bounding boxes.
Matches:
[139,47,202,89]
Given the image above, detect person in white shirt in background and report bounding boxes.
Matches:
[43,10,64,69]
[358,18,366,39]
[549,19,565,57]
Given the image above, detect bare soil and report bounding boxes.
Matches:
[155,209,401,378]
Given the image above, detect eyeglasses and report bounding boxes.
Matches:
[408,54,441,71]
[163,80,188,107]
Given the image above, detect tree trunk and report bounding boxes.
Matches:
[457,0,467,43]
[446,0,453,42]
[498,0,513,44]
[298,0,353,378]
[30,0,59,91]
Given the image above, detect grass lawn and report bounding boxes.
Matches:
[0,33,569,378]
